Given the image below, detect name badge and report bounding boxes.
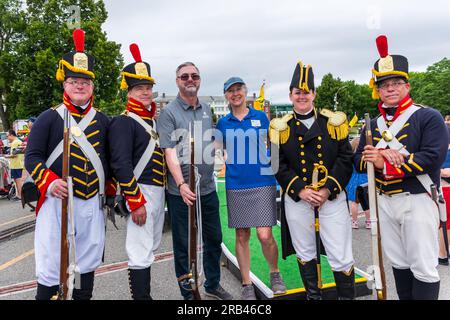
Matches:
[251,120,261,127]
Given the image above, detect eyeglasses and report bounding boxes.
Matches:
[65,80,92,87]
[178,73,200,81]
[378,80,406,90]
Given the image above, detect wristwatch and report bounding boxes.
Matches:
[177,181,186,189]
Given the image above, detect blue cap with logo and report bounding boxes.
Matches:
[224,76,245,93]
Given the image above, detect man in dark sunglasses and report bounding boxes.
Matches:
[157,62,233,300]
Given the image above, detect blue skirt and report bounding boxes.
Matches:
[346,171,368,202]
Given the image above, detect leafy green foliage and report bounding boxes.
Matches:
[0,0,123,129]
[409,58,450,116]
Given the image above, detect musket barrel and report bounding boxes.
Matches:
[364,113,387,300]
[58,109,70,300]
[188,132,201,300]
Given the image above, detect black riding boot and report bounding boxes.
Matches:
[35,283,59,300]
[297,259,322,300]
[333,268,355,300]
[128,267,152,300]
[392,268,413,300]
[72,271,95,300]
[412,278,440,300]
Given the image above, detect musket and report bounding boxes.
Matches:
[431,184,449,262]
[188,130,201,300]
[57,108,70,300]
[364,113,387,300]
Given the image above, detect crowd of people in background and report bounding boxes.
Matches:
[0,118,36,202]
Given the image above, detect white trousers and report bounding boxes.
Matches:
[35,195,105,286]
[126,184,165,269]
[378,192,440,283]
[284,192,354,272]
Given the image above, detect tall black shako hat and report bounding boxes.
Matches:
[120,44,155,90]
[56,29,95,81]
[369,35,409,99]
[289,61,314,92]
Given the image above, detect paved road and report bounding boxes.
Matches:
[0,198,449,300]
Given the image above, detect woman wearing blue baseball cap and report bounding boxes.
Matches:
[215,77,286,300]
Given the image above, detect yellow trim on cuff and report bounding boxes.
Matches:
[123,184,139,195]
[327,175,342,192]
[37,172,50,189]
[408,154,424,172]
[120,176,136,188]
[286,176,300,195]
[128,193,144,203]
[36,168,45,183]
[31,162,42,177]
[402,163,412,173]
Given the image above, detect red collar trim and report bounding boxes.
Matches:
[377,95,414,122]
[63,92,93,115]
[126,98,156,118]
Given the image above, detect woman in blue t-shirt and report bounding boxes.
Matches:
[215,77,286,300]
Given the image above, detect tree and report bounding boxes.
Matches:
[409,58,450,116]
[0,0,26,130]
[9,0,123,123]
[315,73,378,119]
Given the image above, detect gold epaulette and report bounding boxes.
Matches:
[269,114,292,145]
[320,109,349,141]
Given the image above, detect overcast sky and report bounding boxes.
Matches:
[101,0,450,103]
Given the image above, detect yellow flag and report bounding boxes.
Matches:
[253,82,265,111]
[349,113,358,128]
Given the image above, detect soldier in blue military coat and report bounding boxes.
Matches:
[108,44,165,300]
[354,35,448,300]
[25,29,114,300]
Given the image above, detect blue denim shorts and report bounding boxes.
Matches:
[11,169,23,179]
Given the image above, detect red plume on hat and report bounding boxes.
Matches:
[73,29,85,52]
[130,43,142,62]
[376,35,388,58]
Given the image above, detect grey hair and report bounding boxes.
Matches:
[176,62,200,76]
